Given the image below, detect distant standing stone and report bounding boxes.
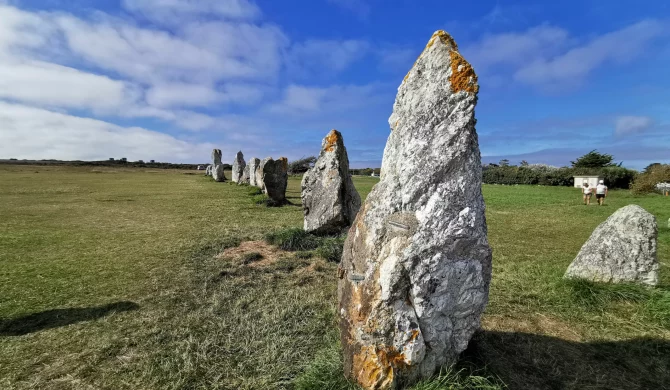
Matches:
[232,151,246,184]
[249,158,261,187]
[565,204,659,286]
[338,30,491,389]
[302,129,361,234]
[212,164,226,182]
[205,165,212,176]
[212,149,222,166]
[261,157,288,204]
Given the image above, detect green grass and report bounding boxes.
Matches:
[1,166,668,389]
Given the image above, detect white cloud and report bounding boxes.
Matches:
[0,59,136,111]
[286,39,369,76]
[461,20,666,91]
[0,102,212,161]
[515,20,665,88]
[122,0,261,24]
[267,83,384,115]
[463,25,569,70]
[615,116,654,136]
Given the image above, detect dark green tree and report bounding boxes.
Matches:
[288,156,316,174]
[499,159,510,167]
[520,160,529,167]
[571,150,616,168]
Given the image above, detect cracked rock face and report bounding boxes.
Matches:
[211,149,222,166]
[232,151,246,184]
[211,164,226,182]
[261,157,288,203]
[565,205,659,286]
[302,129,361,234]
[241,164,250,185]
[249,158,261,187]
[338,30,491,390]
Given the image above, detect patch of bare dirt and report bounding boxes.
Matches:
[482,314,583,342]
[216,240,289,267]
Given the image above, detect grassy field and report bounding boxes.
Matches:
[1,165,669,389]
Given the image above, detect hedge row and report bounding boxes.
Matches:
[482,166,638,189]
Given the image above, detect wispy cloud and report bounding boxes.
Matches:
[122,0,261,24]
[615,116,654,136]
[462,20,667,92]
[285,39,370,77]
[326,0,370,20]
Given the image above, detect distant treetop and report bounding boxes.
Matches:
[571,150,618,168]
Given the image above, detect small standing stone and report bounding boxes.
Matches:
[565,204,659,286]
[302,129,361,234]
[205,165,212,176]
[249,158,261,187]
[261,157,288,204]
[338,30,491,389]
[232,151,246,184]
[212,164,226,182]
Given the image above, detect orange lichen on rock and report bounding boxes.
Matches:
[403,30,459,84]
[324,129,341,152]
[449,50,479,94]
[401,30,477,95]
[352,344,412,390]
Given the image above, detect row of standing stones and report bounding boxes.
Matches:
[206,30,661,390]
[205,150,289,204]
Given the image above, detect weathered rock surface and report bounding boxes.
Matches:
[212,164,226,182]
[261,157,288,204]
[211,149,222,166]
[338,30,491,389]
[249,158,261,187]
[565,205,659,286]
[232,151,246,184]
[241,164,250,184]
[302,129,361,234]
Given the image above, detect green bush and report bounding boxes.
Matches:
[631,164,670,194]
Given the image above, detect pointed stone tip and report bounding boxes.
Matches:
[402,30,478,95]
[325,129,342,152]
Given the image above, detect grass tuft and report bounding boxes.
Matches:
[247,187,263,196]
[410,369,503,390]
[315,236,346,263]
[561,278,651,307]
[265,228,321,251]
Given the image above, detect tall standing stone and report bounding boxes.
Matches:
[232,151,246,184]
[249,158,261,187]
[338,31,491,389]
[302,130,361,234]
[212,149,222,166]
[565,205,659,286]
[261,157,288,204]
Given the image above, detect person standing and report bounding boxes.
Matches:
[582,181,593,205]
[596,180,608,206]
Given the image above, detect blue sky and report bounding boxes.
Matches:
[0,0,668,169]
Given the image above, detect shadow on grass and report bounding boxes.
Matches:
[0,301,139,336]
[464,330,670,390]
